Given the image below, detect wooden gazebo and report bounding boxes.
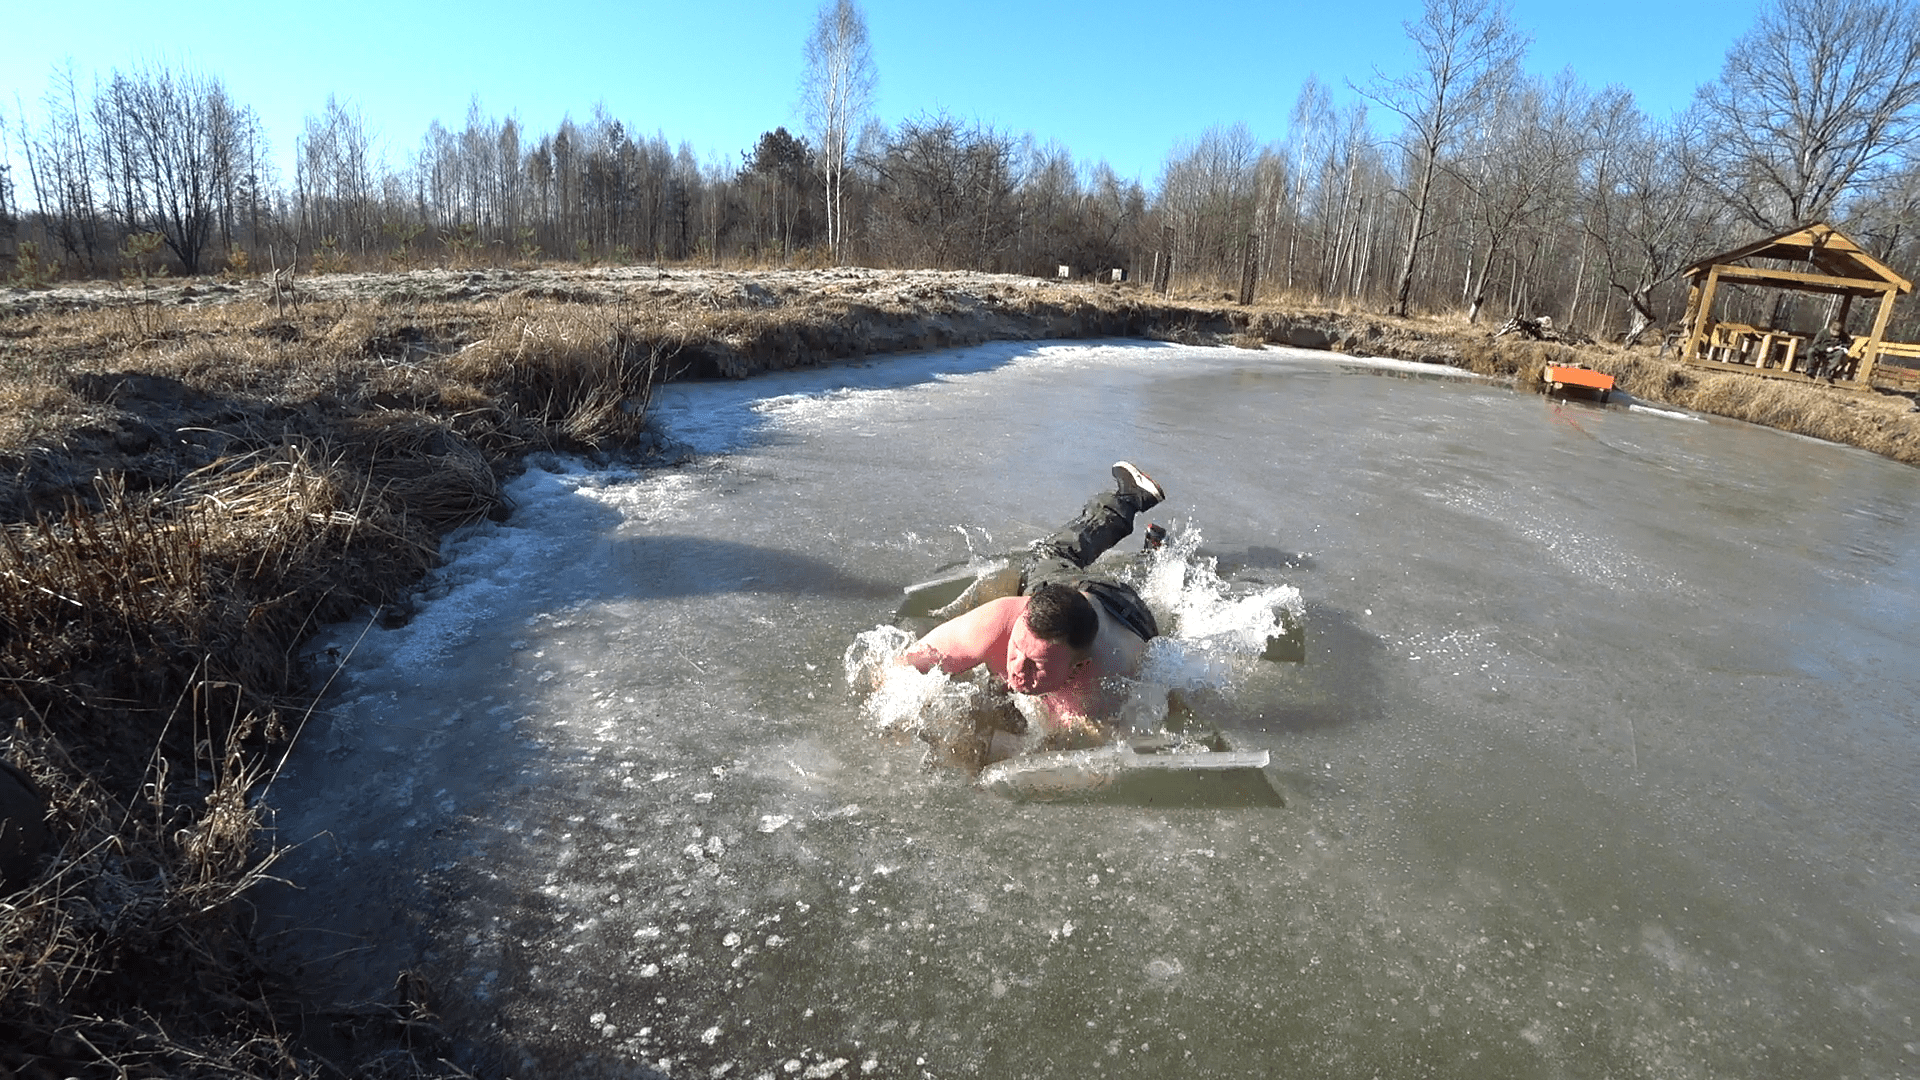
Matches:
[1676,223,1915,387]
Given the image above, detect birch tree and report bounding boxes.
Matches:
[1358,0,1526,315]
[802,0,876,264]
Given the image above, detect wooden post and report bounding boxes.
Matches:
[1238,232,1259,305]
[1681,267,1721,365]
[1678,283,1701,337]
[1857,285,1899,384]
[1155,225,1174,294]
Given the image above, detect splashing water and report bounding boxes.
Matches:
[1123,519,1305,687]
[842,625,963,735]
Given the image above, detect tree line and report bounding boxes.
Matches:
[7,0,1920,343]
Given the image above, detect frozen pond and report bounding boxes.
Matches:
[262,341,1920,1078]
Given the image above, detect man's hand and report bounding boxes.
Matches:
[898,642,943,673]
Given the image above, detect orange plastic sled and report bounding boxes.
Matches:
[1544,365,1614,401]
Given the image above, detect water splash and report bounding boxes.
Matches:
[1116,520,1305,694]
[840,628,1023,734]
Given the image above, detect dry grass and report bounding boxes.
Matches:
[445,309,661,450]
[0,717,297,1077]
[0,286,688,1076]
[2,715,470,1078]
[1566,347,1920,464]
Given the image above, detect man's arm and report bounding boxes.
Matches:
[896,596,1020,676]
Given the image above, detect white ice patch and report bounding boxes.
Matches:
[649,339,1330,457]
[569,466,715,527]
[367,466,583,671]
[1628,403,1707,423]
[647,343,1031,455]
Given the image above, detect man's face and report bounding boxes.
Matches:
[1005,617,1086,695]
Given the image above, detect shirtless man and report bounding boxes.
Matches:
[898,462,1165,737]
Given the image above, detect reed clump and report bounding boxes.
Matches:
[445,310,662,451]
[0,294,676,1075]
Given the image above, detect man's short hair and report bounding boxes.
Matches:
[1023,583,1098,651]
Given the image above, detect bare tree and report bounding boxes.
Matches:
[870,113,1023,269]
[0,112,15,250]
[1157,123,1262,283]
[802,0,876,264]
[1847,152,1920,337]
[297,94,375,252]
[1585,103,1725,344]
[93,62,253,274]
[1358,0,1527,315]
[24,61,105,269]
[1457,71,1595,322]
[1696,0,1920,230]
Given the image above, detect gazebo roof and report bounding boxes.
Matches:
[1682,223,1912,296]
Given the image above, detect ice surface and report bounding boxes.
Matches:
[261,341,1920,1079]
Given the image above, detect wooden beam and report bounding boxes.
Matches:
[1708,262,1909,296]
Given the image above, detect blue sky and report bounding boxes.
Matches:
[4,0,1755,191]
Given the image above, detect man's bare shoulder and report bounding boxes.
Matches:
[930,595,1025,645]
[911,595,1025,674]
[966,595,1028,623]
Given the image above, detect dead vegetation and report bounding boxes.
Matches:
[0,288,674,1076]
[1,266,1916,1076]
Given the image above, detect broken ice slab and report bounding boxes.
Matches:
[897,560,1021,622]
[975,740,1272,801]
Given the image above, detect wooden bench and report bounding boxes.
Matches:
[1869,341,1920,390]
[1705,322,1760,363]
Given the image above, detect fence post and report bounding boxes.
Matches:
[1239,232,1259,305]
[1154,226,1174,295]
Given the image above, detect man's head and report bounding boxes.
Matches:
[1005,584,1097,695]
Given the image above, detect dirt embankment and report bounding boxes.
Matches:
[2,264,1916,1077]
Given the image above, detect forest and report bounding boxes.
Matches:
[5,0,1920,344]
